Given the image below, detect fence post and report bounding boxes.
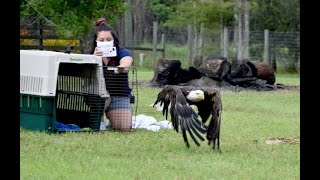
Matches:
[187,24,193,67]
[296,33,300,73]
[220,24,224,56]
[124,0,133,54]
[161,33,165,58]
[223,26,229,60]
[152,21,158,74]
[264,29,270,65]
[39,18,43,50]
[198,23,204,65]
[244,0,250,59]
[79,39,84,53]
[232,24,239,70]
[237,10,243,62]
[139,53,145,67]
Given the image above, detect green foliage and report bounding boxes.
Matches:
[147,0,299,32]
[147,0,175,23]
[163,0,235,28]
[250,0,300,31]
[20,0,127,38]
[202,0,235,28]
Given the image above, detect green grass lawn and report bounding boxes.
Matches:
[20,70,300,179]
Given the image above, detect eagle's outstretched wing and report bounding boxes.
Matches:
[153,85,207,147]
[202,88,222,150]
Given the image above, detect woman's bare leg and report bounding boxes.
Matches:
[107,109,132,131]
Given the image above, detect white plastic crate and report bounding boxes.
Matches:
[20,50,108,97]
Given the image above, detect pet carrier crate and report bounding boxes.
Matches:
[20,50,108,132]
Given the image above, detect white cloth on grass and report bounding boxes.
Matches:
[132,114,173,132]
[100,114,173,132]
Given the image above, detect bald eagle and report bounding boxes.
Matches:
[153,85,222,150]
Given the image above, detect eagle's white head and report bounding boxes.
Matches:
[186,90,205,102]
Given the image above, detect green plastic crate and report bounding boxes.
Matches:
[20,94,56,132]
[20,92,106,133]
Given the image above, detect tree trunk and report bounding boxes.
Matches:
[132,0,151,44]
[243,0,249,59]
[194,23,204,67]
[124,0,133,48]
[237,0,243,62]
[232,14,239,70]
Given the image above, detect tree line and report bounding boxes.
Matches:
[20,0,300,40]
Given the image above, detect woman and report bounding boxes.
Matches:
[88,18,133,131]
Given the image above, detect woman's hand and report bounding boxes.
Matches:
[114,64,129,74]
[94,47,102,56]
[94,47,109,65]
[114,56,133,74]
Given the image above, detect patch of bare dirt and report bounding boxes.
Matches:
[266,137,300,145]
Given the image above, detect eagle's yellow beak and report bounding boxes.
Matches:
[199,92,205,100]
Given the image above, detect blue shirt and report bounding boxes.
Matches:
[107,47,132,66]
[103,47,132,97]
[84,47,133,97]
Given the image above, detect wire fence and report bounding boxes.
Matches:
[131,26,300,73]
[249,31,300,72]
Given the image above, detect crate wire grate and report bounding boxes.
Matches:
[102,66,138,130]
[55,63,106,131]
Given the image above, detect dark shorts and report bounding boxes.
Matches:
[105,96,131,112]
